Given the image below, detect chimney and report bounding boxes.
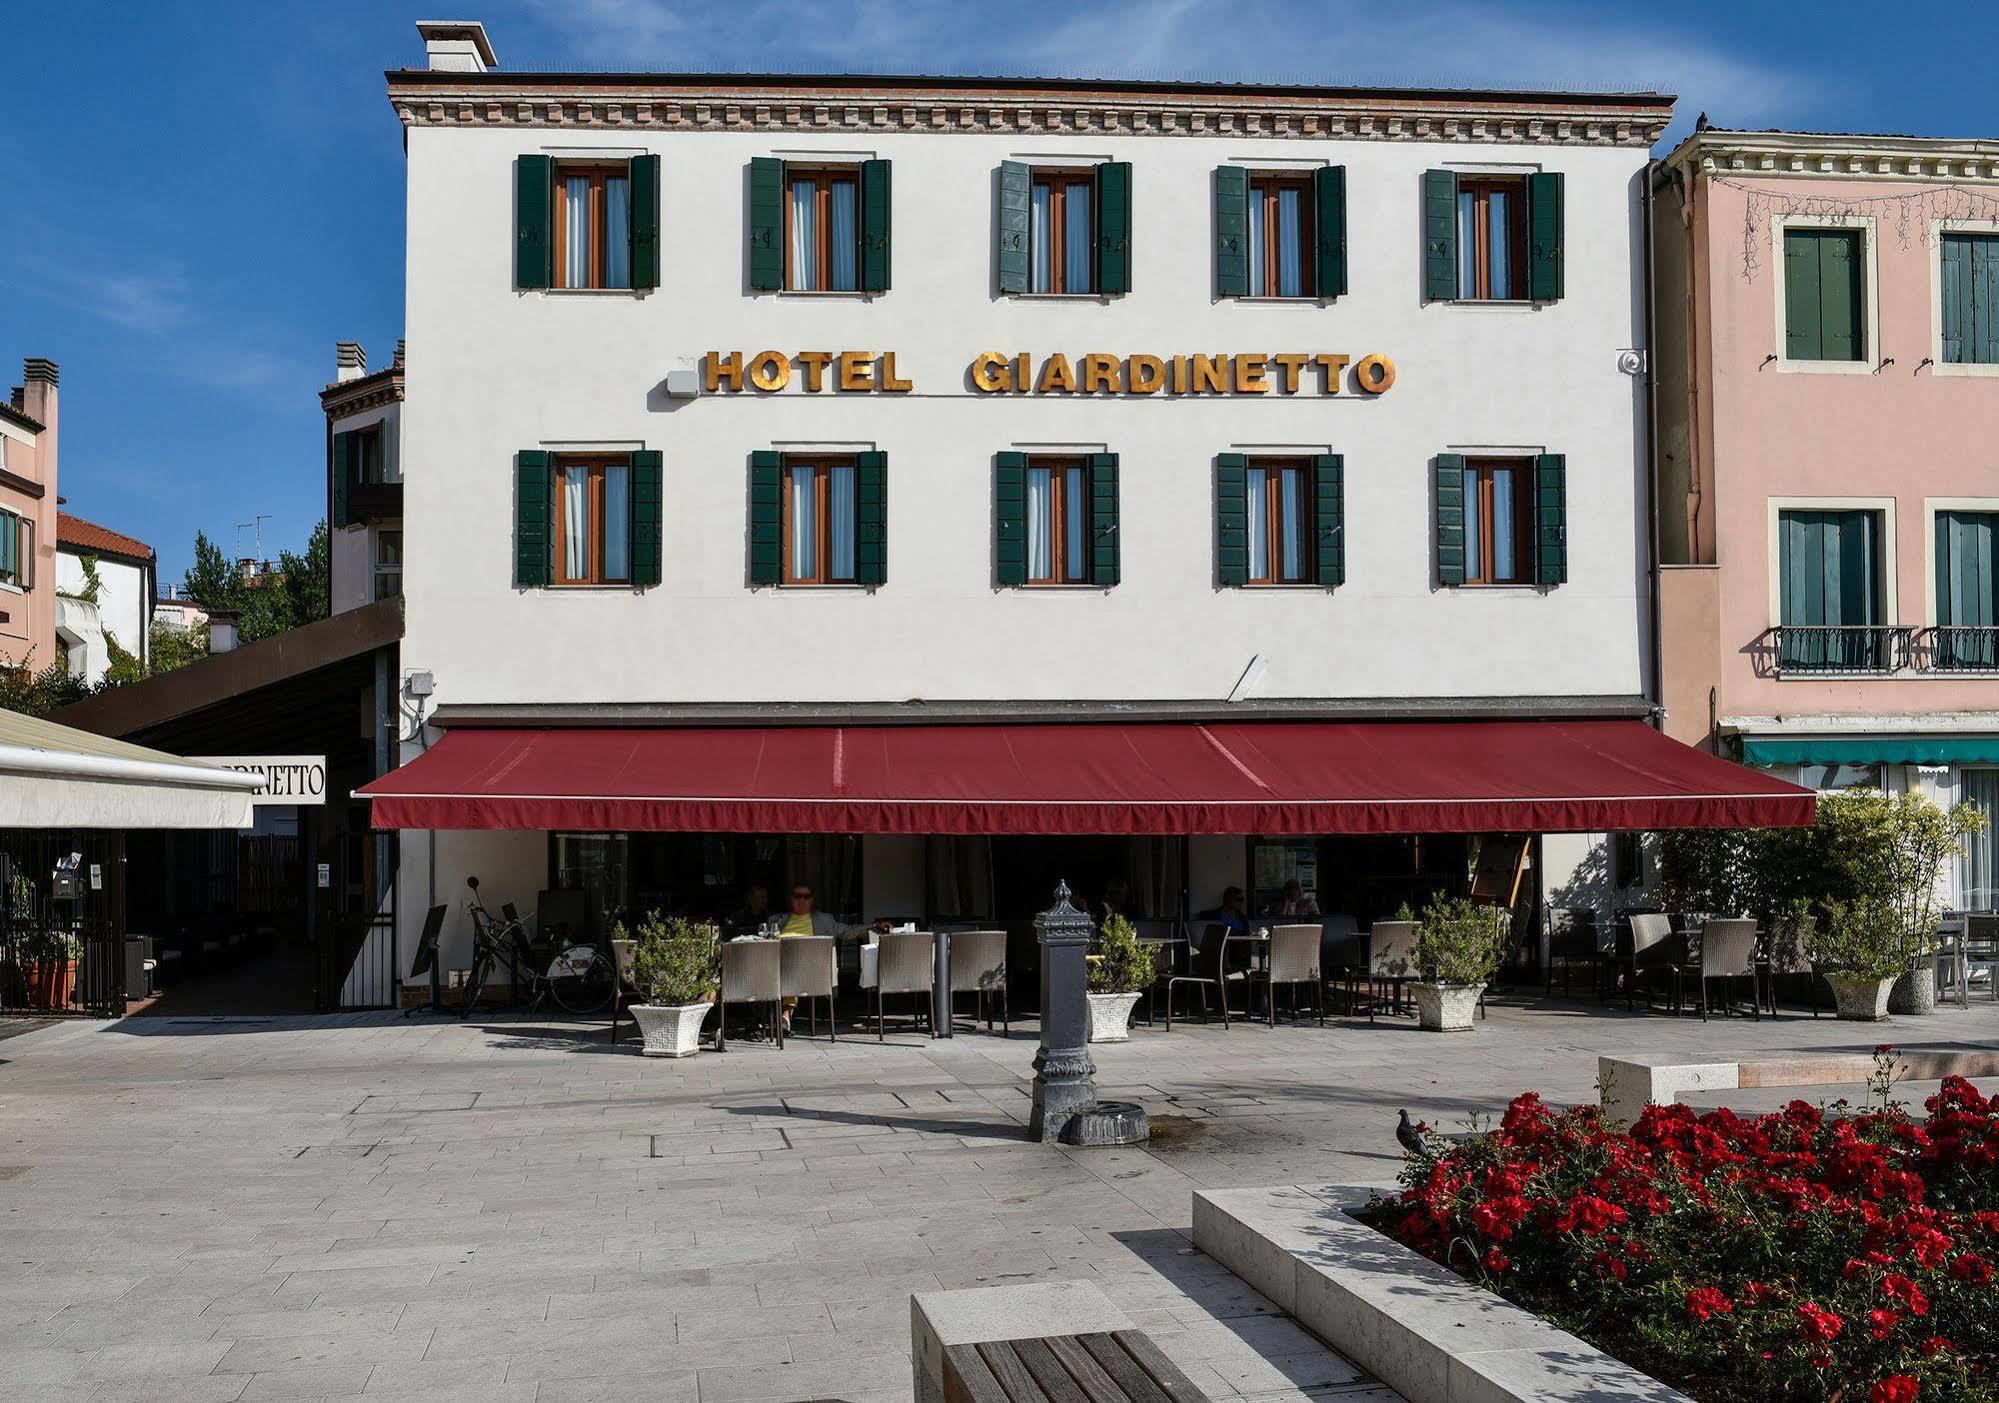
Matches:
[416,20,496,73]
[20,358,56,488]
[335,341,367,383]
[207,609,241,655]
[394,339,406,366]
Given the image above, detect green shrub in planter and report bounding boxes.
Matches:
[1811,897,1905,982]
[1416,896,1506,987]
[619,912,719,1006]
[17,927,81,963]
[1089,915,1154,994]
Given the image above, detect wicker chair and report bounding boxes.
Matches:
[870,930,937,1040]
[1620,913,1677,1011]
[944,929,1008,1035]
[1965,915,1999,1003]
[1672,918,1759,1021]
[1358,920,1419,1021]
[779,936,838,1040]
[608,936,637,1045]
[1261,925,1323,1025]
[715,939,783,1053]
[1543,907,1601,998]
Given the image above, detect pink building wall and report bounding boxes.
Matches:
[0,360,59,676]
[1657,134,1999,743]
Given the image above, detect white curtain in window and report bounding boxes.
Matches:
[1462,466,1482,580]
[1280,466,1304,580]
[1963,770,1999,910]
[1027,468,1053,579]
[1246,467,1269,580]
[1065,466,1087,579]
[1064,183,1093,294]
[562,465,588,579]
[829,464,856,580]
[829,181,858,291]
[1456,188,1478,297]
[1487,187,1514,299]
[603,176,631,289]
[1030,184,1053,293]
[563,175,590,289]
[1247,195,1267,295]
[1492,468,1517,580]
[789,466,817,578]
[789,179,818,291]
[1276,188,1302,297]
[602,464,630,580]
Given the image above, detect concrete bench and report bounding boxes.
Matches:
[911,1280,1209,1403]
[1599,1047,1999,1128]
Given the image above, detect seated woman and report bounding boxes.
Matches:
[1275,879,1321,919]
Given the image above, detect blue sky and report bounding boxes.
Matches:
[4,1,1994,586]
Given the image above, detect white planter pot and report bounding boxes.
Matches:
[630,1002,711,1057]
[1086,991,1142,1043]
[1412,982,1480,1032]
[1824,974,1895,1022]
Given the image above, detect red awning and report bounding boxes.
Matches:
[358,720,1814,835]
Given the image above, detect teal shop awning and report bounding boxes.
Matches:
[1742,737,1999,768]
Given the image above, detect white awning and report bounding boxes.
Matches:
[0,710,265,830]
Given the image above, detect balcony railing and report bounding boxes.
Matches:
[1918,626,1999,673]
[345,472,402,524]
[1771,625,1912,675]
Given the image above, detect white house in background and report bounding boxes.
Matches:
[152,584,208,636]
[323,340,404,616]
[55,512,156,685]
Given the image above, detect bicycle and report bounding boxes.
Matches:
[461,876,616,1017]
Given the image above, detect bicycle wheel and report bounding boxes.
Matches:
[462,948,495,1017]
[546,946,615,1015]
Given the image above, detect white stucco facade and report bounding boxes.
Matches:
[55,537,152,682]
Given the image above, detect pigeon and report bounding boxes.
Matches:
[1396,1108,1431,1159]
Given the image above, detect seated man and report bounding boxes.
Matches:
[778,884,889,1030]
[727,883,773,935]
[1207,886,1251,935]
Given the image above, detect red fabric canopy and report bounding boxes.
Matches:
[359,720,1813,835]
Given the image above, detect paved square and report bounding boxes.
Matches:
[1,995,1994,1401]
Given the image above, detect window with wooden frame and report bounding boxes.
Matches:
[782,457,860,584]
[0,509,23,587]
[353,424,386,485]
[1455,178,1527,301]
[1030,172,1095,295]
[1243,459,1316,584]
[1246,175,1314,298]
[373,530,403,602]
[551,164,633,290]
[552,456,633,585]
[1024,458,1093,584]
[1461,458,1533,585]
[786,168,860,292]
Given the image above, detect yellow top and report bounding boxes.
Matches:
[780,913,816,937]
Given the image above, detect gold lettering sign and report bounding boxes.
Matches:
[701,351,1396,395]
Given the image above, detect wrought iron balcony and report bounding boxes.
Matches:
[1918,626,1999,673]
[1771,625,1912,675]
[344,472,402,524]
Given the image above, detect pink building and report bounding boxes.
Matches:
[0,359,59,678]
[1655,129,1999,904]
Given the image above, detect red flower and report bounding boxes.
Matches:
[1797,1301,1845,1342]
[1685,1286,1732,1321]
[1881,1273,1930,1317]
[1870,1375,1919,1403]
[1948,1252,1992,1286]
[1482,1248,1510,1272]
[1867,1307,1901,1340]
[1920,1335,1953,1357]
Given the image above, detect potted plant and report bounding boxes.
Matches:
[1876,792,1987,1015]
[618,911,718,1057]
[1410,896,1504,1032]
[19,926,81,1011]
[1812,896,1904,1021]
[1086,915,1154,1043]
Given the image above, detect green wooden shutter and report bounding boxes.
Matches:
[995,452,1028,585]
[855,451,887,586]
[1214,167,1249,298]
[1819,231,1863,363]
[1434,454,1467,587]
[1979,236,1999,365]
[1942,233,1971,365]
[514,450,552,587]
[330,431,355,530]
[748,451,782,585]
[515,155,552,289]
[1423,170,1458,301]
[1937,512,1998,630]
[0,511,14,582]
[1526,172,1564,302]
[1533,453,1567,586]
[1783,230,1822,359]
[629,154,660,290]
[1313,454,1345,587]
[859,159,892,293]
[998,162,1031,295]
[1313,166,1347,299]
[1094,161,1132,296]
[1216,454,1249,586]
[630,450,662,587]
[748,158,785,292]
[1088,452,1120,587]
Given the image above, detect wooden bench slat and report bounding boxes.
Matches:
[1013,1336,1091,1403]
[977,1339,1054,1403]
[1044,1334,1128,1401]
[1078,1332,1173,1403]
[943,1341,1014,1403]
[1111,1329,1210,1403]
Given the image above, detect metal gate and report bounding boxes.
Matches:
[315,826,400,1011]
[0,832,127,1017]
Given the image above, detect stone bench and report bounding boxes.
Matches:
[911,1280,1209,1402]
[1599,1047,1999,1128]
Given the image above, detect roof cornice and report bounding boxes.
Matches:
[385,72,1671,147]
[321,366,404,420]
[1668,129,1999,182]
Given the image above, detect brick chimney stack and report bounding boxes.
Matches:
[417,20,496,73]
[335,341,367,383]
[20,358,57,485]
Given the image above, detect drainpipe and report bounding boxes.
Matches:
[1642,161,1665,730]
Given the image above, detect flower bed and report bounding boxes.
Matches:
[1364,1060,1999,1402]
